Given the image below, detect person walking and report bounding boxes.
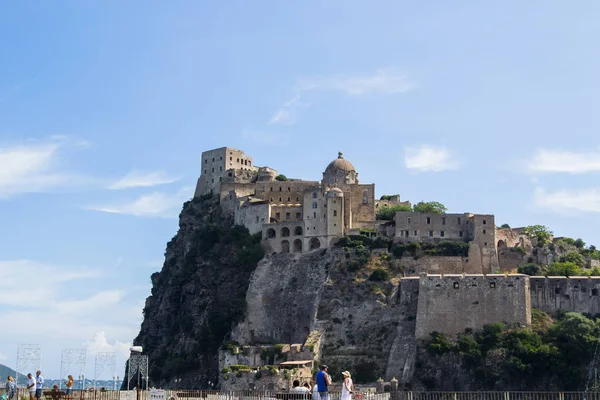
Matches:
[315,365,331,400]
[341,371,354,400]
[4,376,16,400]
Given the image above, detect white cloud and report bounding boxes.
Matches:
[528,148,600,174]
[534,187,600,214]
[267,68,415,125]
[267,94,311,125]
[109,170,180,190]
[295,68,415,96]
[55,290,124,315]
[0,140,93,198]
[85,332,131,359]
[85,187,192,218]
[404,145,460,172]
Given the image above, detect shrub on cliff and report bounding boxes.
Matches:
[368,268,389,281]
[275,174,288,181]
[517,263,541,276]
[423,312,600,390]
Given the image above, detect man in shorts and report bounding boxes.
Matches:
[35,371,44,400]
[26,373,36,400]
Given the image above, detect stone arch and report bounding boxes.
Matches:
[294,226,303,236]
[293,239,303,253]
[309,237,321,251]
[281,227,290,237]
[266,228,276,239]
[281,240,290,253]
[497,240,507,249]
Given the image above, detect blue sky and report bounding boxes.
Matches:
[2,0,600,378]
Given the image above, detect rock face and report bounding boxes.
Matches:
[131,196,264,389]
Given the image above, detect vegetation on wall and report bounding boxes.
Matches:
[413,201,447,214]
[424,310,600,390]
[275,174,288,181]
[376,204,412,220]
[523,225,553,246]
[379,194,400,200]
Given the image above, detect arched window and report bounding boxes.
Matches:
[362,190,368,204]
[266,228,276,239]
[312,192,317,199]
[281,240,290,253]
[281,227,290,237]
[293,239,303,253]
[294,226,303,236]
[309,237,321,251]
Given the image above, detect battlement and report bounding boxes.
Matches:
[530,275,600,316]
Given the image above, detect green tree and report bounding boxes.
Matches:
[379,194,399,200]
[376,204,412,220]
[500,223,511,228]
[275,174,288,181]
[546,261,584,277]
[413,201,447,214]
[574,238,586,249]
[559,251,585,267]
[523,225,553,245]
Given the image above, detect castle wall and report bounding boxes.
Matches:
[235,203,271,235]
[415,274,531,339]
[348,184,376,223]
[469,214,498,274]
[400,256,480,275]
[255,181,319,205]
[394,212,471,241]
[530,276,600,316]
[270,205,303,223]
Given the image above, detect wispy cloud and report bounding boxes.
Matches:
[296,68,415,96]
[0,139,94,198]
[85,187,192,218]
[267,68,415,125]
[267,94,310,125]
[109,170,180,190]
[404,145,460,172]
[528,148,600,174]
[533,187,600,214]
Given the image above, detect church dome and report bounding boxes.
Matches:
[325,152,356,174]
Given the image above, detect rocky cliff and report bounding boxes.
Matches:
[133,197,418,388]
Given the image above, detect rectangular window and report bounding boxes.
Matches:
[220,156,222,160]
[219,166,222,171]
[483,229,486,234]
[407,217,411,224]
[212,158,215,162]
[256,216,259,223]
[440,231,445,237]
[230,157,232,161]
[333,210,337,216]
[442,217,446,225]
[211,178,214,183]
[204,169,207,174]
[276,213,281,220]
[405,230,409,238]
[459,231,463,237]
[237,158,239,162]
[204,159,207,164]
[296,212,301,220]
[483,220,487,224]
[426,217,431,224]
[219,177,222,181]
[429,230,433,237]
[457,217,461,224]
[414,230,417,236]
[286,212,290,219]
[313,212,317,218]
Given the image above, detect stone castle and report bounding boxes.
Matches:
[194,146,497,273]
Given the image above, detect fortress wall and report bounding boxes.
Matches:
[255,181,319,206]
[235,203,270,235]
[415,274,531,339]
[394,212,470,241]
[498,248,525,272]
[348,184,376,222]
[530,276,600,316]
[400,256,471,275]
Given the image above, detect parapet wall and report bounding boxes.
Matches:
[530,276,600,316]
[415,274,531,339]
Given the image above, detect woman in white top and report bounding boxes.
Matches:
[341,371,353,400]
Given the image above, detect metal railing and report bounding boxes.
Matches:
[4,390,600,400]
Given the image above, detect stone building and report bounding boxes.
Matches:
[194,147,376,254]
